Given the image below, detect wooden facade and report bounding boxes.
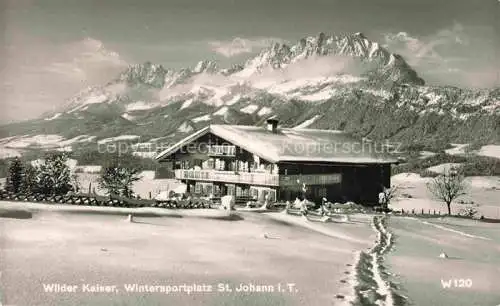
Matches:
[159,131,392,205]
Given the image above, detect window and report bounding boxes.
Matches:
[205,184,213,195]
[194,183,202,194]
[226,184,235,196]
[213,185,221,196]
[250,187,258,198]
[229,161,236,171]
[215,159,225,171]
[235,186,249,197]
[267,190,276,202]
[316,187,327,198]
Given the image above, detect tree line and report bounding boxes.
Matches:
[3,153,141,198]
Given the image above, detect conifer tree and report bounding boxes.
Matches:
[6,157,24,193]
[37,153,73,195]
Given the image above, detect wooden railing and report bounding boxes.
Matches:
[174,169,279,186]
[207,145,236,156]
[279,174,342,186]
[175,170,342,187]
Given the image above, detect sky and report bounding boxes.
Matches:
[1,0,499,123]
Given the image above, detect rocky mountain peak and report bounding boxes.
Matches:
[220,64,244,76]
[193,60,218,74]
[236,31,423,84]
[119,61,168,88]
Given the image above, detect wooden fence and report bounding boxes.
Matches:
[0,190,216,209]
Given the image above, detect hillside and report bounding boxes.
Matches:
[1,32,499,158]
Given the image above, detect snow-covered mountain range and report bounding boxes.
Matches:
[1,32,499,156]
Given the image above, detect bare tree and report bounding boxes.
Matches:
[70,173,81,193]
[382,185,399,210]
[427,169,466,215]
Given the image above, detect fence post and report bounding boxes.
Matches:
[149,191,152,199]
[88,182,92,194]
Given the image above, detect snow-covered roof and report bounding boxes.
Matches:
[155,125,398,164]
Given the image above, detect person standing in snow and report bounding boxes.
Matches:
[300,198,309,216]
[264,192,272,209]
[378,190,387,210]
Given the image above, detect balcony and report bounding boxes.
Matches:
[174,169,279,186]
[174,170,342,188]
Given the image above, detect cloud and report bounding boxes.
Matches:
[251,55,360,82]
[383,23,468,66]
[383,23,498,88]
[384,32,440,62]
[1,35,128,123]
[45,37,127,81]
[158,54,364,101]
[209,37,284,57]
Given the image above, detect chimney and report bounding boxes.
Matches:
[266,117,279,133]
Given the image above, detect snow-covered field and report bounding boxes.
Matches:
[121,113,136,121]
[391,173,500,218]
[29,158,78,170]
[419,151,437,159]
[180,98,194,110]
[387,216,500,306]
[97,135,140,144]
[213,106,228,116]
[2,134,65,149]
[2,202,498,306]
[0,209,374,306]
[126,101,160,111]
[0,134,96,155]
[445,143,469,156]
[177,122,194,133]
[293,115,321,129]
[426,163,462,174]
[74,165,102,173]
[478,145,500,159]
[257,107,273,116]
[0,147,22,159]
[192,114,211,123]
[299,89,336,102]
[240,104,259,114]
[444,144,500,159]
